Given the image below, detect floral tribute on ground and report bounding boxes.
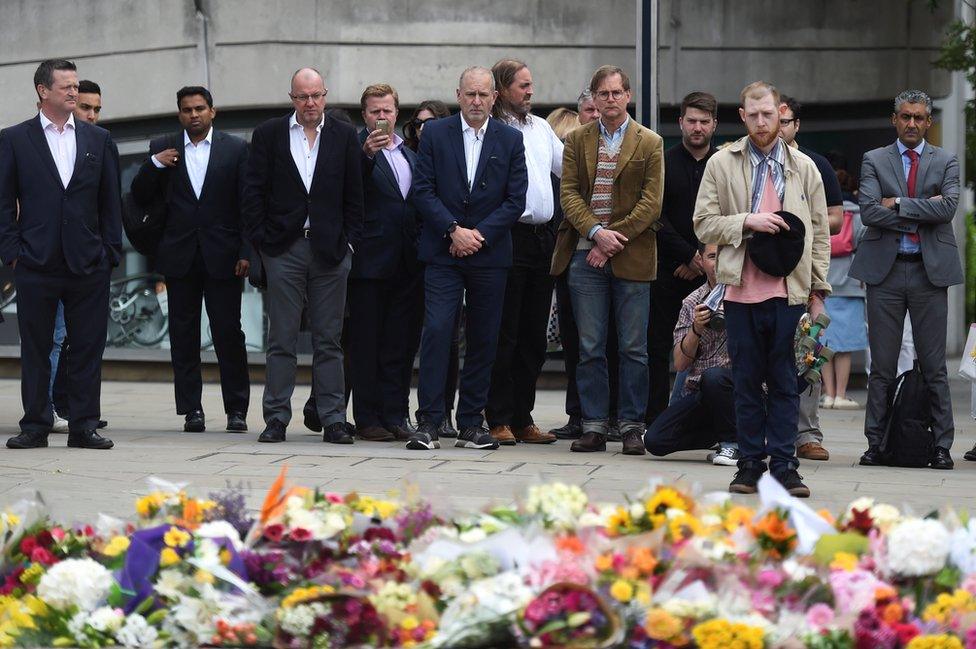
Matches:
[1,470,976,647]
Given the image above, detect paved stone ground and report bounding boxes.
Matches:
[0,377,973,523]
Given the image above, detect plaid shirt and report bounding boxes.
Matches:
[673,283,730,394]
[748,138,786,211]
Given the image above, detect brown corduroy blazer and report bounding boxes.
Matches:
[550,119,664,282]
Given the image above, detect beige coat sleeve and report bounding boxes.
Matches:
[692,158,750,247]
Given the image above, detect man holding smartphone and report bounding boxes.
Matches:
[349,84,422,442]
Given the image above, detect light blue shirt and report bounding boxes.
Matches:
[895,139,925,254]
[588,116,631,239]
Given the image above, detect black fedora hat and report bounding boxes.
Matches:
[748,210,806,277]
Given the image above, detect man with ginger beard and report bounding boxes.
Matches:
[484,59,562,446]
[693,81,830,498]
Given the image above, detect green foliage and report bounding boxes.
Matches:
[933,11,976,190]
[967,213,976,324]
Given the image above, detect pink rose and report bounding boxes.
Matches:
[806,603,835,631]
[758,569,784,588]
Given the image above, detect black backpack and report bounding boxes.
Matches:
[880,362,935,467]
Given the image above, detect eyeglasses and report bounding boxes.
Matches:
[779,118,797,126]
[412,117,437,128]
[289,91,328,103]
[595,89,627,101]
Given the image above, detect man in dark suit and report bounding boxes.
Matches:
[131,86,251,434]
[851,89,963,470]
[407,66,528,451]
[347,84,422,443]
[0,59,121,450]
[242,67,364,444]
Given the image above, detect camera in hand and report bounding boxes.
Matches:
[702,283,726,331]
[708,307,726,331]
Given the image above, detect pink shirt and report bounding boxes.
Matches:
[725,165,788,304]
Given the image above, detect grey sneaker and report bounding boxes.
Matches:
[455,425,500,450]
[406,422,441,450]
[711,445,740,466]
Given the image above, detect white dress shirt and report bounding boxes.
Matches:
[461,115,489,190]
[290,111,324,228]
[508,113,563,225]
[153,128,213,199]
[39,111,76,188]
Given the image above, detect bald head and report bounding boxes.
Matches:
[459,66,495,92]
[291,67,324,92]
[290,67,328,128]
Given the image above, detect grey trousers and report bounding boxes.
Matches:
[262,238,351,428]
[796,382,823,446]
[864,259,953,449]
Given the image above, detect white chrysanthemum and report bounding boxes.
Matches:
[37,558,114,611]
[577,504,617,528]
[869,504,902,531]
[887,517,951,576]
[950,519,976,575]
[196,520,243,549]
[525,483,588,530]
[154,569,190,599]
[459,527,487,544]
[279,604,317,637]
[286,508,346,540]
[68,611,88,641]
[116,613,159,648]
[87,606,124,632]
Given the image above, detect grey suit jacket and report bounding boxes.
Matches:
[849,141,962,287]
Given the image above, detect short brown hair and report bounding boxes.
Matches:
[360,84,399,112]
[681,91,717,118]
[589,65,630,94]
[739,81,779,107]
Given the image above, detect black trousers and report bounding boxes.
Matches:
[52,338,70,417]
[486,224,554,428]
[643,366,735,455]
[16,263,110,433]
[347,269,424,428]
[646,272,705,424]
[554,267,618,421]
[165,253,249,415]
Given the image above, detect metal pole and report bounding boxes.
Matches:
[636,0,658,130]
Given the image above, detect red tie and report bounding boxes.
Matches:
[905,149,920,243]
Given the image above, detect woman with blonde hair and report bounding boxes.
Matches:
[546,107,580,142]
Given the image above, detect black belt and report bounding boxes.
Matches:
[896,252,922,262]
[513,222,551,235]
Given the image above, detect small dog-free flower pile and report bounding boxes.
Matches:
[3,471,976,648]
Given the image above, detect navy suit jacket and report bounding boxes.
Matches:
[0,115,122,275]
[131,130,250,279]
[351,130,421,279]
[242,113,364,267]
[412,114,527,268]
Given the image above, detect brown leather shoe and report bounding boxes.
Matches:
[621,431,646,455]
[570,431,607,452]
[514,424,556,444]
[489,425,517,446]
[797,442,830,461]
[356,425,395,442]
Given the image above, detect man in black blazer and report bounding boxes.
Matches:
[131,86,251,434]
[242,67,364,444]
[0,59,121,450]
[347,84,422,442]
[407,66,528,451]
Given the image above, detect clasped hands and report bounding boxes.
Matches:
[449,227,485,257]
[585,228,628,268]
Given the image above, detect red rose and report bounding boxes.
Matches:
[30,547,56,566]
[263,524,285,543]
[894,623,920,644]
[36,530,53,548]
[19,536,37,556]
[289,527,312,542]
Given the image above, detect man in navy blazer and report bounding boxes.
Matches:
[346,84,422,443]
[242,67,364,445]
[407,66,528,451]
[0,59,121,450]
[131,86,251,435]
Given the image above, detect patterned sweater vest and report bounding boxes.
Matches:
[577,138,620,250]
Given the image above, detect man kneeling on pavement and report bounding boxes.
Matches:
[643,244,738,465]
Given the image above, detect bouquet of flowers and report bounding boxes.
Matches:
[514,582,622,648]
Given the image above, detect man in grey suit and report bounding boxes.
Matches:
[850,89,962,470]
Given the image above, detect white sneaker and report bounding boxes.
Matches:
[832,396,861,410]
[711,445,740,466]
[820,395,834,409]
[52,412,69,433]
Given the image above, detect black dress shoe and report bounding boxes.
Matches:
[67,430,114,450]
[303,404,322,433]
[859,446,883,466]
[621,430,646,456]
[964,445,976,462]
[226,412,248,432]
[97,420,108,429]
[931,446,954,470]
[550,417,582,440]
[259,421,287,443]
[184,410,206,433]
[323,422,354,444]
[6,431,48,449]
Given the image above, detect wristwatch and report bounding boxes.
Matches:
[894,197,901,212]
[447,222,459,234]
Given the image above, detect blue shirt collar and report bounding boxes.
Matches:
[598,115,629,140]
[896,138,925,157]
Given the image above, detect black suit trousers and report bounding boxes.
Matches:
[646,272,705,424]
[165,252,249,415]
[347,268,424,428]
[16,263,109,433]
[486,225,554,428]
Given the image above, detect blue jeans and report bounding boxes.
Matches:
[644,366,736,455]
[48,301,66,407]
[725,298,805,475]
[567,251,649,429]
